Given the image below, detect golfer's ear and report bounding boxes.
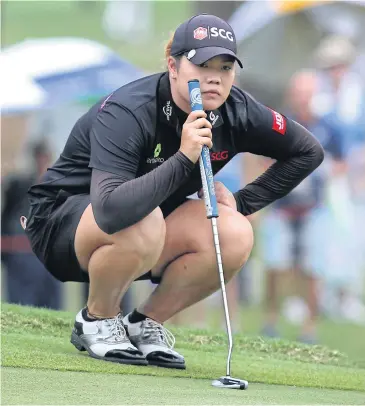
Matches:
[167,56,178,79]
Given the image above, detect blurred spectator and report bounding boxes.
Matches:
[313,34,364,152]
[312,35,365,323]
[102,0,153,43]
[260,70,346,343]
[1,140,62,309]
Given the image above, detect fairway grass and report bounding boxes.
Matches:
[2,368,365,405]
[1,304,365,396]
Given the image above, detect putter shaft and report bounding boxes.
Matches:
[211,217,233,377]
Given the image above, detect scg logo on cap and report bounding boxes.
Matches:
[210,27,234,42]
[194,27,208,40]
[193,26,234,42]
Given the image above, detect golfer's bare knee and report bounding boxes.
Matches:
[112,206,165,257]
[75,205,165,270]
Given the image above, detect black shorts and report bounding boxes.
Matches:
[25,192,165,284]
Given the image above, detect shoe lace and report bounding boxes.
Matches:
[143,318,175,349]
[105,314,127,342]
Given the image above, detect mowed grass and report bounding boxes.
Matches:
[1,303,365,405]
[233,306,365,367]
[3,368,365,405]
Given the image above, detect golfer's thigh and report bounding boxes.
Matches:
[152,199,253,275]
[74,204,166,271]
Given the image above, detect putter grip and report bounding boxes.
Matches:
[188,80,218,218]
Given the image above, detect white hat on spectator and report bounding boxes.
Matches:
[314,35,357,69]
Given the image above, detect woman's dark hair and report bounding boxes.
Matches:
[165,31,182,70]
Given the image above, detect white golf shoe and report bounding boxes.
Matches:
[123,314,186,369]
[70,308,147,365]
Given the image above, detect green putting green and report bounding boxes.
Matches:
[1,304,365,404]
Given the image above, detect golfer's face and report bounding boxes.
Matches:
[178,55,236,111]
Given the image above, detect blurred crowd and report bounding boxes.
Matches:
[1,2,364,345]
[257,34,365,342]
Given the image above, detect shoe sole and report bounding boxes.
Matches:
[70,331,148,366]
[148,360,186,369]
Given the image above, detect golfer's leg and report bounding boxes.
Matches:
[74,204,166,318]
[138,200,254,323]
[70,204,165,365]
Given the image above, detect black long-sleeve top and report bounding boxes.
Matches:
[28,72,324,234]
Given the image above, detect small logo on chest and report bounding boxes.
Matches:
[163,101,172,121]
[147,143,164,164]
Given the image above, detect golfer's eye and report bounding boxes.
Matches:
[199,63,209,68]
[222,65,233,71]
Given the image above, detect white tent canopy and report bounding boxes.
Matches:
[2,37,120,79]
[2,37,143,107]
[1,37,144,156]
[0,54,46,114]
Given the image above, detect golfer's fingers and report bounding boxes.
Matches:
[185,110,207,124]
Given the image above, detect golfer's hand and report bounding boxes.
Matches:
[198,181,237,211]
[180,110,213,163]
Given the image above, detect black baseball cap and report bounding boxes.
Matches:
[170,14,243,68]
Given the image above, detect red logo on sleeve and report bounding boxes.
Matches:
[269,109,286,135]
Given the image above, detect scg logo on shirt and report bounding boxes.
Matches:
[210,151,228,161]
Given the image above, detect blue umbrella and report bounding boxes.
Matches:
[2,37,144,107]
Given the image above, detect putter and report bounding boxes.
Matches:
[188,80,248,390]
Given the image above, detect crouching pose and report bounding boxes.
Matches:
[24,14,323,369]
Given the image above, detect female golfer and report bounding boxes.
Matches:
[24,14,324,369]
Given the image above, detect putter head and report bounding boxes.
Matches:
[211,376,248,390]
